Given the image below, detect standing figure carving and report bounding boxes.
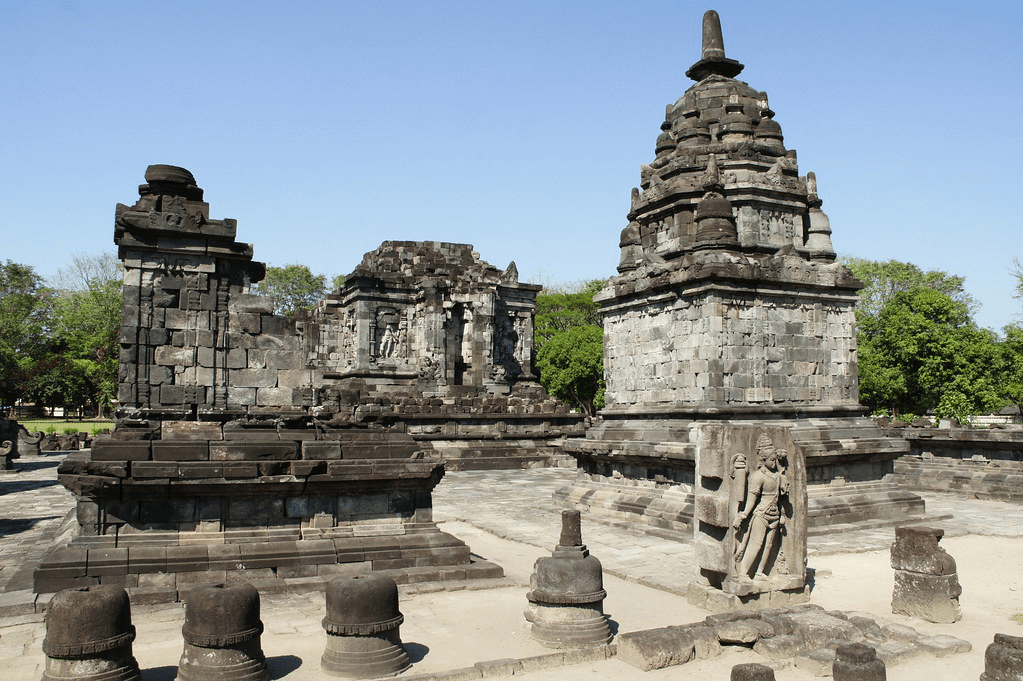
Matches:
[733,434,789,578]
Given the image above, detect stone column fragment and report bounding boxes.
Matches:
[175,582,269,681]
[525,510,612,648]
[321,574,411,678]
[41,585,141,681]
[833,642,886,680]
[981,633,1023,681]
[890,526,961,623]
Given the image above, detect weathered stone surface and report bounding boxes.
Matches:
[890,526,956,575]
[321,574,411,678]
[892,571,962,623]
[731,662,776,680]
[832,642,885,681]
[176,582,269,681]
[42,585,141,681]
[616,627,695,671]
[981,633,1023,681]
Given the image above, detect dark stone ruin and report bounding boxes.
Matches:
[37,165,515,597]
[0,417,43,472]
[321,573,411,678]
[524,510,612,648]
[305,240,584,470]
[981,633,1023,681]
[833,642,886,681]
[41,585,141,681]
[890,526,962,623]
[176,582,270,681]
[558,9,926,608]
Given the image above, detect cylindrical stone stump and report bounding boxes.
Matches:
[321,574,411,678]
[833,642,886,680]
[175,583,269,681]
[41,585,141,681]
[731,662,776,680]
[981,633,1023,681]
[525,511,612,648]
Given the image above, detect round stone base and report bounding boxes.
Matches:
[175,640,270,681]
[43,651,141,681]
[321,629,411,679]
[525,602,612,649]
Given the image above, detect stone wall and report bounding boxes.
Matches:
[891,426,1023,503]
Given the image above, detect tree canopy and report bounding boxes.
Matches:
[843,257,977,320]
[857,285,1001,421]
[256,264,330,315]
[534,279,606,415]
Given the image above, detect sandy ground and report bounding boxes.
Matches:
[3,522,1020,680]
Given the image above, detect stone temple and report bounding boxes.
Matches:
[36,164,578,596]
[559,11,925,606]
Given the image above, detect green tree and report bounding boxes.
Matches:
[843,257,976,320]
[997,324,1023,419]
[858,286,1000,421]
[48,274,122,417]
[535,324,605,416]
[0,261,52,411]
[256,264,329,315]
[534,279,604,354]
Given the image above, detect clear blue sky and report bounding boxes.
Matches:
[2,1,1020,331]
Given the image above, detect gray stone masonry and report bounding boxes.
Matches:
[559,11,925,601]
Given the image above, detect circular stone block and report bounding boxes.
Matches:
[42,585,141,681]
[175,583,269,681]
[321,574,411,678]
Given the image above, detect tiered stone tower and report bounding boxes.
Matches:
[559,11,924,608]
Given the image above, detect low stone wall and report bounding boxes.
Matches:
[890,427,1023,503]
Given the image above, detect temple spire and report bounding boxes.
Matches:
[701,9,726,60]
[685,10,745,82]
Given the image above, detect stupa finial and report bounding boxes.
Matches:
[701,9,726,60]
[685,10,745,82]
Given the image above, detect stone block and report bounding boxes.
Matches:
[981,633,1023,681]
[616,627,695,671]
[694,493,730,526]
[914,634,971,657]
[892,571,962,623]
[303,441,342,460]
[890,525,956,575]
[154,345,195,366]
[91,439,152,461]
[210,441,299,461]
[161,421,223,441]
[152,441,210,461]
[256,386,295,406]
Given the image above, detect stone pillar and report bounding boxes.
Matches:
[731,662,776,680]
[891,526,962,623]
[175,583,269,681]
[41,586,141,681]
[981,634,1023,681]
[525,510,612,648]
[833,642,886,680]
[321,574,411,678]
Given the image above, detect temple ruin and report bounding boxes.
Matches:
[38,165,577,595]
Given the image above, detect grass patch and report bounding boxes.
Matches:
[19,419,115,435]
[1014,613,1023,625]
